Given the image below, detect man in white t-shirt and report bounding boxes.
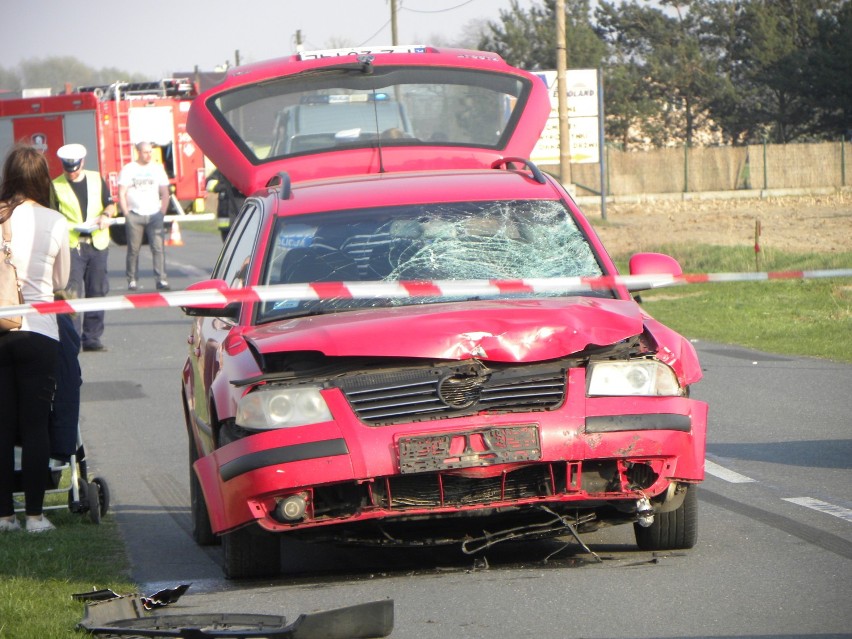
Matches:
[118,142,170,291]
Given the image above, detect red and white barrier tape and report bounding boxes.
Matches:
[107,213,216,226]
[1,269,850,320]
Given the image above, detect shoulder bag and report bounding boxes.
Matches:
[0,219,24,332]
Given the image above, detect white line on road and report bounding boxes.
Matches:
[782,497,852,523]
[704,460,756,483]
[169,260,210,279]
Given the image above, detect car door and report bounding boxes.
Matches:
[189,201,263,453]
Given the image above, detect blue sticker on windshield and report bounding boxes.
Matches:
[277,224,317,248]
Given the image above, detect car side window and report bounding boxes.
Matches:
[216,202,262,289]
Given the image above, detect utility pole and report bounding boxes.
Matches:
[390,0,399,45]
[234,50,241,67]
[295,30,304,53]
[556,0,572,187]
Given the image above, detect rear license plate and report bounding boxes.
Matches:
[398,425,540,474]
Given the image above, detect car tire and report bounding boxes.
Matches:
[109,224,128,246]
[110,221,170,246]
[189,440,219,546]
[634,484,698,550]
[222,524,282,579]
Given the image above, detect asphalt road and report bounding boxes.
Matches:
[75,228,852,639]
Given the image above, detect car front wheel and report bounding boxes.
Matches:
[189,439,219,546]
[634,484,698,550]
[222,524,282,579]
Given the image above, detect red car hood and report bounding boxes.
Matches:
[244,297,643,363]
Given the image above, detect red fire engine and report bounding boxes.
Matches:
[0,78,207,243]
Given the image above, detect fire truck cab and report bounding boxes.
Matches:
[0,78,207,244]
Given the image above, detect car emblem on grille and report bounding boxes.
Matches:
[438,374,484,408]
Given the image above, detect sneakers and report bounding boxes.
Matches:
[129,280,170,291]
[25,515,55,533]
[0,517,21,532]
[82,343,107,352]
[0,515,56,533]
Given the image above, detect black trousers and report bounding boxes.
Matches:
[67,242,110,348]
[0,330,59,517]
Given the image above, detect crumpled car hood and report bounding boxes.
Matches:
[244,297,644,363]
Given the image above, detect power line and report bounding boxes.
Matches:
[401,0,476,14]
[356,19,392,47]
[352,0,480,50]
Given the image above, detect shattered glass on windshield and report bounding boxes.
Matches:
[257,200,605,322]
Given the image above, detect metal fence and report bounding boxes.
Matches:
[543,141,851,199]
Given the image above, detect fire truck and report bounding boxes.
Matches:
[0,78,208,244]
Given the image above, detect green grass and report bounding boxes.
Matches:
[184,217,219,235]
[2,244,850,638]
[616,245,852,363]
[0,507,135,638]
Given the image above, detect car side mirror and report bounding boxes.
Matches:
[180,278,240,319]
[628,252,683,277]
[627,253,683,302]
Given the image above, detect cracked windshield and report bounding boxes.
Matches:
[258,200,605,321]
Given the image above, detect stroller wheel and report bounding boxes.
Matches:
[91,477,110,516]
[69,477,89,514]
[87,481,102,524]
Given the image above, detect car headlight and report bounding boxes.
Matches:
[586,360,681,396]
[236,386,332,430]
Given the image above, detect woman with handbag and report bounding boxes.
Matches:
[0,143,70,533]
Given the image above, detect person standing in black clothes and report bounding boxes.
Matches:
[52,144,115,352]
[0,143,70,533]
[207,168,246,242]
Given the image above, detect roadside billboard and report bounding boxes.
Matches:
[530,69,600,165]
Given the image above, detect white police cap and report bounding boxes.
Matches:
[57,143,87,170]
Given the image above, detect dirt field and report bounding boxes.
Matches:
[585,192,852,256]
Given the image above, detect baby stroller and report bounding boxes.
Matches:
[13,314,109,523]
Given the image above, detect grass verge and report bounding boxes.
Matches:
[0,507,135,638]
[616,245,852,363]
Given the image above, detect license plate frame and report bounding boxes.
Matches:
[397,424,540,474]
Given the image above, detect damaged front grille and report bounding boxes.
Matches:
[373,464,562,508]
[335,361,567,425]
[301,459,642,525]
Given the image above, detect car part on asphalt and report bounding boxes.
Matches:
[78,597,394,639]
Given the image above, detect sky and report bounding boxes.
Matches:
[3,0,536,79]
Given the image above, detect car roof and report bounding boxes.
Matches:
[188,46,551,196]
[267,167,563,217]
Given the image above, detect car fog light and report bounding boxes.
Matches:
[275,493,308,522]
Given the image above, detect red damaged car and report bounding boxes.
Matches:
[182,46,707,578]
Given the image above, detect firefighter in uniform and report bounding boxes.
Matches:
[206,168,246,242]
[53,143,116,352]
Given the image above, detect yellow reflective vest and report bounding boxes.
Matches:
[53,171,112,250]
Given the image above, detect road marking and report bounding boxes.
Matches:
[704,460,756,483]
[170,260,210,278]
[782,497,852,523]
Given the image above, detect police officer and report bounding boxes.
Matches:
[53,143,115,352]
